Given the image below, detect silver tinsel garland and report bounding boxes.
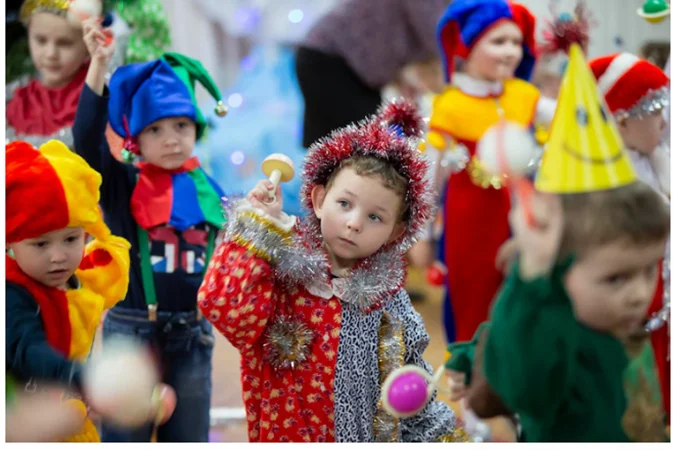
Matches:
[262,315,315,371]
[645,245,670,353]
[615,87,670,121]
[223,199,294,261]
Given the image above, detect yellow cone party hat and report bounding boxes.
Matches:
[535,44,638,193]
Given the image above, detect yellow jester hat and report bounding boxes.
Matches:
[535,43,638,193]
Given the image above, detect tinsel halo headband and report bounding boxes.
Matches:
[300,100,434,251]
[19,0,101,26]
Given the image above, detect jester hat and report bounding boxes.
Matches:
[6,140,131,302]
[436,0,537,82]
[108,52,227,157]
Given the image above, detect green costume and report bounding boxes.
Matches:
[474,258,667,442]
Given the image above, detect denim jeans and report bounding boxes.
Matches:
[100,307,214,442]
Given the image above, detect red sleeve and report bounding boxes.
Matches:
[198,241,278,352]
[197,200,296,353]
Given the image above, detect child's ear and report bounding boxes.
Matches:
[311,185,327,219]
[388,222,406,243]
[617,117,630,134]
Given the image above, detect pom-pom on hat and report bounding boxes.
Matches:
[108,52,227,159]
[436,0,537,82]
[589,52,669,120]
[301,99,433,251]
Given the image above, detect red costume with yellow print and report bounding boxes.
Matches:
[6,140,131,442]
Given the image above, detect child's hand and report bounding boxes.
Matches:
[446,369,467,402]
[247,180,283,219]
[82,18,115,64]
[495,238,518,273]
[509,191,564,280]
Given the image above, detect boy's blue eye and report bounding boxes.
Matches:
[369,214,381,222]
[32,241,48,248]
[65,236,78,243]
[339,200,349,208]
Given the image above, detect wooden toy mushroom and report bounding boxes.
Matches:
[261,153,295,203]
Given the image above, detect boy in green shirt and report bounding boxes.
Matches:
[446,43,669,442]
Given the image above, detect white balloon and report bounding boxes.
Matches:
[84,336,158,428]
[477,121,537,177]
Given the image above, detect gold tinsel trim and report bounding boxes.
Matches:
[621,368,667,442]
[373,311,406,442]
[438,425,472,442]
[230,235,273,262]
[20,0,70,25]
[238,211,293,241]
[467,155,507,190]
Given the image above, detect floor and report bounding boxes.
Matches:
[206,267,516,442]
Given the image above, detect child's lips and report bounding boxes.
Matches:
[338,237,357,246]
[47,269,69,277]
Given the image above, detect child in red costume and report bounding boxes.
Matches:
[429,0,555,342]
[198,101,465,442]
[590,52,670,422]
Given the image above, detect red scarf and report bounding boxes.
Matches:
[6,63,89,136]
[6,255,71,357]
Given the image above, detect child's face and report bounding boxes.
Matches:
[8,227,86,288]
[312,168,405,270]
[563,238,666,339]
[464,20,523,82]
[618,110,667,154]
[137,117,197,170]
[28,13,89,89]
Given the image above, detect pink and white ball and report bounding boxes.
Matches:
[381,365,434,418]
[84,337,176,428]
[477,121,538,177]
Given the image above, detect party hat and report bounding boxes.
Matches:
[535,43,637,193]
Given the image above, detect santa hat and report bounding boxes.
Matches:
[108,52,227,160]
[436,0,537,83]
[589,53,670,120]
[302,100,433,251]
[6,140,130,297]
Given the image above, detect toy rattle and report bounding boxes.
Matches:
[380,363,450,418]
[84,336,177,428]
[261,153,295,203]
[477,118,538,227]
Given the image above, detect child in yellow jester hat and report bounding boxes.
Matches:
[5,139,131,442]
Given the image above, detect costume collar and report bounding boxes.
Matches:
[273,221,407,313]
[452,73,504,97]
[6,63,88,136]
[131,156,226,231]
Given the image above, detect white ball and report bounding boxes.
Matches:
[67,0,102,26]
[477,121,537,177]
[84,336,158,428]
